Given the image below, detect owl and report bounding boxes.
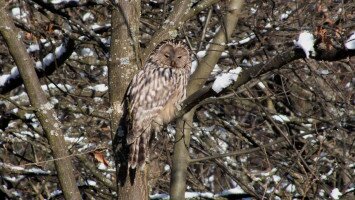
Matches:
[126,41,191,169]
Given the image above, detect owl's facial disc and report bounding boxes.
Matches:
[173,47,188,68]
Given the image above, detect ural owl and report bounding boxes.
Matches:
[126,41,191,169]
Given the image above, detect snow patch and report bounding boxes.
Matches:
[81,48,94,57]
[330,188,342,200]
[87,180,97,186]
[82,12,94,21]
[36,43,66,69]
[185,192,214,198]
[150,193,169,200]
[49,0,79,4]
[190,60,198,74]
[345,32,355,49]
[0,74,10,86]
[196,51,206,58]
[280,10,292,20]
[0,67,20,87]
[87,84,108,92]
[27,44,40,53]
[164,165,170,172]
[240,35,254,45]
[98,163,107,170]
[294,31,316,58]
[212,67,242,93]
[272,115,290,123]
[220,186,245,195]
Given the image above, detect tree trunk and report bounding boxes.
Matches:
[108,1,148,200]
[170,1,245,199]
[0,1,82,199]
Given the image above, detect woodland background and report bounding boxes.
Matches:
[0,0,354,199]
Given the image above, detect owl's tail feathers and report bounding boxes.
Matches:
[128,136,147,170]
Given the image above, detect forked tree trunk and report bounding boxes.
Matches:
[108,1,147,200]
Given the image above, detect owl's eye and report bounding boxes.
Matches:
[164,54,170,58]
[177,56,182,59]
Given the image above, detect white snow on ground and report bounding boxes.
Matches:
[330,188,342,200]
[212,67,242,93]
[294,31,316,58]
[345,32,355,49]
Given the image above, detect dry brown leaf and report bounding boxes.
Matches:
[93,151,109,166]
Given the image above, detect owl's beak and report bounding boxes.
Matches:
[171,60,176,68]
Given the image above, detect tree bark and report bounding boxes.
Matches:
[169,111,194,200]
[108,1,147,200]
[0,1,82,199]
[141,0,192,62]
[170,1,245,199]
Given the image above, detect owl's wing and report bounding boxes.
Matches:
[126,66,177,144]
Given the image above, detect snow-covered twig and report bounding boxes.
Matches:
[0,38,75,94]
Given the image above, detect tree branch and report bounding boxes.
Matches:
[0,38,75,95]
[178,47,355,118]
[142,0,193,62]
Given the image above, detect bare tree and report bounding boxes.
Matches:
[0,0,81,199]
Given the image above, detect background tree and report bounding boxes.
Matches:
[0,0,354,199]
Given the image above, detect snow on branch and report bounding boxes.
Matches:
[294,31,316,58]
[345,32,355,50]
[49,0,79,5]
[212,67,242,93]
[0,38,75,94]
[177,39,355,119]
[0,162,52,175]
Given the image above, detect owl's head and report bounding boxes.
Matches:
[152,41,191,69]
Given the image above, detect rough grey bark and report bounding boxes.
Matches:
[108,1,147,200]
[141,0,192,62]
[170,0,245,199]
[0,1,82,199]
